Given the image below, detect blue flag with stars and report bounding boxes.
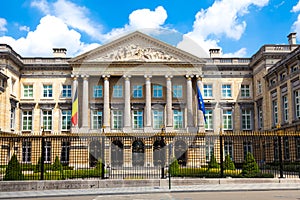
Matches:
[197,85,207,123]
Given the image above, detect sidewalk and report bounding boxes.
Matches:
[1,181,300,199]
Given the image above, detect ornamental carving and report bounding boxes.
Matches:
[98,44,180,61]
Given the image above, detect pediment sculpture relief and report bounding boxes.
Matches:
[99,44,180,61]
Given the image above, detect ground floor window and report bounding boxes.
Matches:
[22,140,31,163]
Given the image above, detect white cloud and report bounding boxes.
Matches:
[0,18,7,32]
[102,6,168,42]
[223,48,247,57]
[292,1,300,12]
[177,0,269,57]
[0,15,96,57]
[31,0,103,40]
[292,15,300,39]
[19,26,30,32]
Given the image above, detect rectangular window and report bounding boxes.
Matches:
[112,110,123,129]
[22,111,32,131]
[153,85,163,98]
[43,110,52,131]
[257,80,262,94]
[133,85,143,98]
[241,85,250,98]
[206,139,214,162]
[205,109,213,130]
[223,110,232,130]
[23,85,33,98]
[92,110,102,129]
[203,84,213,97]
[284,137,290,160]
[153,110,164,129]
[173,85,183,98]
[258,105,263,129]
[22,141,31,163]
[272,100,278,126]
[113,85,123,98]
[10,107,15,129]
[44,141,51,163]
[43,85,53,98]
[61,110,71,131]
[221,84,232,98]
[243,141,252,160]
[274,140,279,161]
[173,110,183,129]
[242,109,252,130]
[224,140,233,160]
[295,90,300,119]
[133,110,143,129]
[62,85,72,98]
[282,95,288,123]
[93,85,103,98]
[61,141,70,165]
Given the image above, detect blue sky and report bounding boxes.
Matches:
[1,0,300,58]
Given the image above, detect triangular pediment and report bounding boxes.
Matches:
[70,31,205,63]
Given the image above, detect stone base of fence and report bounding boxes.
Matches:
[1,178,300,192]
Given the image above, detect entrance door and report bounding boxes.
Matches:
[111,140,123,167]
[153,140,166,166]
[89,140,101,167]
[132,140,145,167]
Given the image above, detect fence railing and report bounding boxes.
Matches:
[1,131,300,181]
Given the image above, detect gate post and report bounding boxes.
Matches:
[101,136,105,179]
[278,135,284,178]
[219,131,224,178]
[40,127,45,180]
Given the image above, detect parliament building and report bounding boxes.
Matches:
[1,31,300,168]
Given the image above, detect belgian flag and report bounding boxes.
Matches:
[71,88,78,126]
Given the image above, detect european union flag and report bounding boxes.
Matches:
[197,85,207,123]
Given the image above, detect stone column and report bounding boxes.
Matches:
[71,74,79,132]
[103,75,110,131]
[123,75,131,132]
[166,75,173,131]
[196,75,205,132]
[144,75,152,132]
[81,75,89,131]
[186,75,195,130]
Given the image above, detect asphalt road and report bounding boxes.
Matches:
[12,190,300,200]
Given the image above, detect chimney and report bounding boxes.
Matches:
[287,32,297,45]
[209,48,222,58]
[53,48,67,58]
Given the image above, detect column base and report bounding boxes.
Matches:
[197,126,205,133]
[122,127,132,133]
[79,127,90,133]
[186,126,198,133]
[144,126,153,133]
[165,126,173,133]
[71,127,79,133]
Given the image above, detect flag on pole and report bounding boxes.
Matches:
[197,85,207,123]
[71,87,78,126]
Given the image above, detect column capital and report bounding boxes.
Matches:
[165,75,173,80]
[185,74,194,80]
[144,75,152,80]
[102,74,110,80]
[123,75,131,80]
[81,74,90,79]
[195,74,204,81]
[71,74,79,79]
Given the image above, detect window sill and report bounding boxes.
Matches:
[21,98,34,101]
[40,98,54,101]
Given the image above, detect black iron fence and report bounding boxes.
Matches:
[1,131,300,181]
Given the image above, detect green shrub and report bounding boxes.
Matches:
[208,155,220,169]
[52,156,63,171]
[4,154,24,180]
[94,159,103,177]
[223,154,235,170]
[242,152,260,177]
[169,158,179,176]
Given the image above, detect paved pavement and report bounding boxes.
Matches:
[1,182,300,199]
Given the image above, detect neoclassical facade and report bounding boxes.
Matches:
[1,31,300,167]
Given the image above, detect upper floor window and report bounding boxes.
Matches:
[153,110,164,129]
[282,95,289,123]
[133,110,143,129]
[173,110,183,129]
[205,109,213,130]
[241,109,252,130]
[93,85,103,98]
[203,84,213,97]
[295,90,300,119]
[241,85,250,98]
[43,110,52,131]
[92,110,102,129]
[280,72,287,81]
[223,109,232,130]
[62,85,72,98]
[257,80,262,94]
[23,85,33,98]
[291,65,299,73]
[22,111,32,131]
[43,85,53,98]
[61,110,71,131]
[173,85,183,98]
[133,85,143,98]
[153,85,163,98]
[221,84,232,98]
[113,85,123,98]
